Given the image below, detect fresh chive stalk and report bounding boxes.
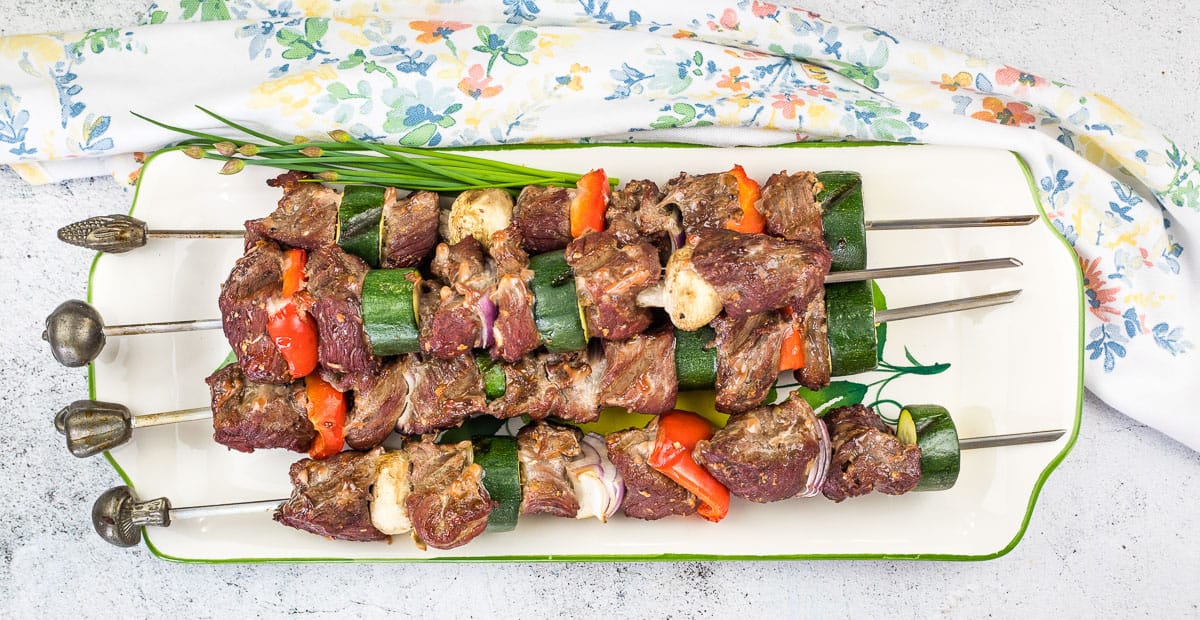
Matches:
[134,107,618,194]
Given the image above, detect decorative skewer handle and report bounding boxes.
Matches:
[56,400,211,458]
[43,300,222,367]
[91,486,283,547]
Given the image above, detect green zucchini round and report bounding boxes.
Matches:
[474,355,508,400]
[473,436,521,532]
[903,404,961,492]
[528,250,587,353]
[361,269,421,356]
[825,280,877,376]
[816,171,867,272]
[337,185,385,268]
[674,326,717,390]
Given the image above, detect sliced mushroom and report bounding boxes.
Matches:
[662,247,724,331]
[444,188,513,251]
[370,450,413,535]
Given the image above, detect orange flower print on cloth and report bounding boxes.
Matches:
[410,20,468,44]
[995,65,1049,95]
[971,96,1036,126]
[937,71,972,91]
[1081,256,1121,321]
[717,66,749,92]
[458,64,501,99]
[771,93,803,119]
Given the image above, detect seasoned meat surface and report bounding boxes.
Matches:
[218,241,292,383]
[690,229,831,318]
[490,274,540,362]
[306,246,376,374]
[565,228,661,340]
[517,422,583,517]
[422,238,494,359]
[606,426,698,520]
[206,362,314,453]
[694,392,822,502]
[599,326,678,414]
[489,226,529,275]
[247,173,339,251]
[399,355,486,434]
[344,357,409,450]
[514,185,573,253]
[544,350,604,424]
[759,170,824,242]
[405,439,495,550]
[382,189,440,268]
[821,405,922,502]
[711,311,789,414]
[660,171,741,236]
[274,448,386,542]
[488,354,560,420]
[609,179,673,244]
[793,290,832,390]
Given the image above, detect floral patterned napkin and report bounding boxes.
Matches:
[2,1,1197,448]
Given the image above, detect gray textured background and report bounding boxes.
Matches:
[2,1,1199,617]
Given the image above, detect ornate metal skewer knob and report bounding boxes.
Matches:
[92,486,285,548]
[43,300,222,367]
[57,214,243,254]
[55,400,211,458]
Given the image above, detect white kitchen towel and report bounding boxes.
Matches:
[2,1,1196,447]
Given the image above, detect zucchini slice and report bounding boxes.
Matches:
[674,326,717,390]
[825,280,877,376]
[474,436,521,532]
[474,355,508,400]
[901,404,961,492]
[337,185,385,267]
[528,250,588,353]
[816,171,867,272]
[361,268,421,356]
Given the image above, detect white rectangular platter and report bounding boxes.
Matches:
[88,144,1081,561]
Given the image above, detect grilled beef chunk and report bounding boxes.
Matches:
[660,171,741,235]
[274,448,386,542]
[247,173,339,251]
[759,170,824,242]
[606,426,698,520]
[218,241,292,383]
[690,229,832,318]
[382,189,440,268]
[489,228,541,361]
[488,355,561,420]
[793,290,832,390]
[399,355,486,434]
[712,311,789,414]
[319,364,379,394]
[609,179,673,243]
[490,274,540,362]
[419,287,481,359]
[405,438,495,550]
[514,185,573,253]
[821,405,922,503]
[565,228,661,340]
[544,350,604,423]
[599,326,678,414]
[517,422,583,517]
[344,358,409,451]
[694,392,823,502]
[421,238,495,358]
[206,362,315,453]
[306,246,375,374]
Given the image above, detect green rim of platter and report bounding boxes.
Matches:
[86,142,1084,564]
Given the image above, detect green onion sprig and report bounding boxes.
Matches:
[133,107,617,193]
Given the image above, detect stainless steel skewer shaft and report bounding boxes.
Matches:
[58,213,1040,254]
[90,426,1066,547]
[55,289,1022,459]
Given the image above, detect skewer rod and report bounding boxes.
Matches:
[130,407,212,429]
[104,318,223,337]
[875,290,1022,323]
[864,215,1038,230]
[171,499,285,521]
[959,429,1066,450]
[826,257,1021,284]
[147,229,246,239]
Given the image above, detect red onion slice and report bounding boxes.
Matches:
[477,294,498,349]
[800,414,832,498]
[566,432,624,522]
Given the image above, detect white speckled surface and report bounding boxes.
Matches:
[2,1,1199,617]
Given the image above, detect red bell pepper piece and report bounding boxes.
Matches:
[648,409,731,523]
[268,248,320,378]
[778,307,806,371]
[304,374,346,460]
[725,164,766,234]
[570,169,609,237]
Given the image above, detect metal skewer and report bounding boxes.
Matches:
[43,256,1020,368]
[58,213,1040,254]
[54,288,1022,458]
[89,426,1066,547]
